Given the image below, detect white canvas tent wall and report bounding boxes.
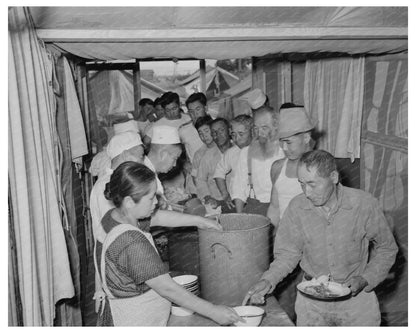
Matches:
[30,7,407,60]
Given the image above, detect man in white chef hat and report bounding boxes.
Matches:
[89,119,139,179]
[146,125,184,174]
[91,126,183,239]
[242,88,270,111]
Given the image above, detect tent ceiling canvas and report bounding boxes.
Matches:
[29,7,408,60]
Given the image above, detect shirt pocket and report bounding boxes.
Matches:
[346,231,366,265]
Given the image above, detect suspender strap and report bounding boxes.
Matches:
[246,145,257,200]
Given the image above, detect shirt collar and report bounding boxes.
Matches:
[301,183,353,211]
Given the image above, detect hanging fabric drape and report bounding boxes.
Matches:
[303,57,365,161]
[8,7,75,326]
[62,57,88,162]
[54,55,85,326]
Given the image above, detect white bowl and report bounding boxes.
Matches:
[233,306,265,326]
[171,305,194,316]
[173,275,198,286]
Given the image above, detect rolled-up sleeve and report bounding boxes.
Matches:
[231,147,249,202]
[361,198,398,290]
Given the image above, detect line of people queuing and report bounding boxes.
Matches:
[88,88,398,326]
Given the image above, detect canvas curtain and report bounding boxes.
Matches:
[8,7,75,325]
[303,57,365,161]
[360,56,407,324]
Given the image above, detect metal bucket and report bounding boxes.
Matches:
[198,214,271,306]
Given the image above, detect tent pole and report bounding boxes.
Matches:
[200,59,206,94]
[133,59,141,114]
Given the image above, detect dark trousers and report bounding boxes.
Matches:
[242,198,269,216]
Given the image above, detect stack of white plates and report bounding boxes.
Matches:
[171,275,200,316]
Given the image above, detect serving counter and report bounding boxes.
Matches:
[168,295,295,326]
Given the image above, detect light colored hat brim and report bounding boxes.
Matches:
[278,107,315,139]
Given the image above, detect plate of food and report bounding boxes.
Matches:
[297,279,351,301]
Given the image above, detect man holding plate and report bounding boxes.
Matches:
[244,150,398,326]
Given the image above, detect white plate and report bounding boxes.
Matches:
[297,281,351,300]
[173,275,198,285]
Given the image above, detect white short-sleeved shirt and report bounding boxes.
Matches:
[195,145,223,200]
[213,145,241,198]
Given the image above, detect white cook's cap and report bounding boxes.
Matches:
[106,131,143,159]
[241,88,267,110]
[113,120,138,135]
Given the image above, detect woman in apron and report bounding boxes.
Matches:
[96,161,242,326]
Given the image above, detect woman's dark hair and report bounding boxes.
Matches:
[160,91,180,108]
[185,92,207,107]
[194,115,213,131]
[104,161,156,208]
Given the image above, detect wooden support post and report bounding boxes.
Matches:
[133,59,141,115]
[282,61,292,103]
[200,59,206,93]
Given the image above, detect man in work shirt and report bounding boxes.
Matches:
[244,150,398,326]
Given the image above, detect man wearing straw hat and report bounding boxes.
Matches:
[267,105,315,230]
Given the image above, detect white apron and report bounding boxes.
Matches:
[100,223,171,326]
